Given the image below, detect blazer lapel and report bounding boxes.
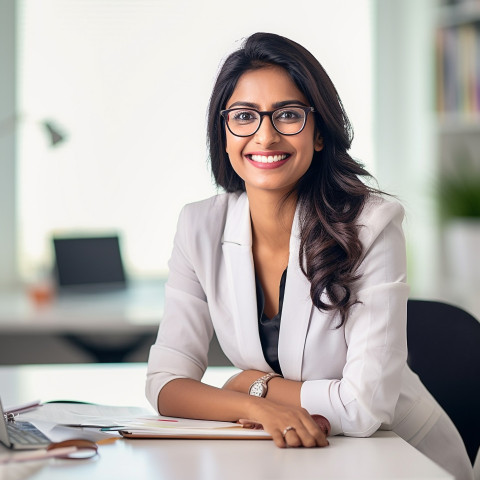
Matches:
[278,207,314,381]
[221,193,270,370]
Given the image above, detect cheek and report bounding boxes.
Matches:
[296,136,316,160]
[225,135,247,157]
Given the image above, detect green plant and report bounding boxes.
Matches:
[438,159,480,221]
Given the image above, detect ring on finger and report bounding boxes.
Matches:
[282,426,296,437]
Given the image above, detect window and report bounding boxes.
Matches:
[17,0,373,279]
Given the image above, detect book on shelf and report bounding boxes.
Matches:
[436,22,480,119]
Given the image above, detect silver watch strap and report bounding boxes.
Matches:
[259,372,282,384]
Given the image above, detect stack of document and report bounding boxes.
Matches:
[112,417,272,440]
[16,402,271,441]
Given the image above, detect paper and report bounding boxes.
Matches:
[17,403,272,441]
[16,402,153,443]
[111,417,248,430]
[113,417,272,440]
[19,403,153,427]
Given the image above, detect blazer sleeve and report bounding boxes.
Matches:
[300,198,410,437]
[145,205,214,412]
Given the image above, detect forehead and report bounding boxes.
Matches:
[226,65,308,108]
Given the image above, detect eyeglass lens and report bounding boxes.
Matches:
[226,107,307,136]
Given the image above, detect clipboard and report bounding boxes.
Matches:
[119,426,272,440]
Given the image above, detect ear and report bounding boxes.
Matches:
[314,133,324,152]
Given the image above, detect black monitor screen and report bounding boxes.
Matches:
[53,235,126,288]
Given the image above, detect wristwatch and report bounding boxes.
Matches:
[248,373,282,397]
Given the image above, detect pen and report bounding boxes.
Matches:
[4,400,42,416]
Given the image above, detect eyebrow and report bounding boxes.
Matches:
[227,100,308,109]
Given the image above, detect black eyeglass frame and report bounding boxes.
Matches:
[220,106,315,137]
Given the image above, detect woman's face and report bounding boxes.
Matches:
[224,65,323,197]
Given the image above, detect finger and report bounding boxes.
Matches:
[302,421,329,447]
[238,419,264,430]
[238,419,254,429]
[311,429,329,447]
[283,427,302,448]
[299,414,329,447]
[287,423,320,448]
[271,430,287,448]
[289,415,329,448]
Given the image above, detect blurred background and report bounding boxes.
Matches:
[0,0,479,364]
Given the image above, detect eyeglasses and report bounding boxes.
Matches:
[220,106,315,137]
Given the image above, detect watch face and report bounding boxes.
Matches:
[249,381,266,397]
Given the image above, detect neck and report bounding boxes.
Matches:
[246,187,297,250]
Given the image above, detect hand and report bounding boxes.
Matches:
[224,370,330,447]
[239,413,330,436]
[244,398,329,449]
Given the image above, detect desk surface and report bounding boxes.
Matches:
[0,280,165,334]
[0,281,231,364]
[0,364,452,480]
[0,432,453,480]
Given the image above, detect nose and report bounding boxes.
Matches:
[254,115,280,147]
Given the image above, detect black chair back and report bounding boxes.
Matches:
[407,299,480,465]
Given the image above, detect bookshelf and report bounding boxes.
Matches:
[435,0,480,170]
[436,1,480,132]
[435,1,480,319]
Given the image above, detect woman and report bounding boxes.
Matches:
[146,33,473,479]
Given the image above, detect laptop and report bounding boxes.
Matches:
[0,398,50,450]
[52,234,127,292]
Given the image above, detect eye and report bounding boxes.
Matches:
[230,110,258,124]
[274,108,303,123]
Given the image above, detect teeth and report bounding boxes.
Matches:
[250,154,288,163]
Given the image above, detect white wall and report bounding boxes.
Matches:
[2,0,442,297]
[14,0,373,282]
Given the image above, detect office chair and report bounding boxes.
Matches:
[407,299,480,466]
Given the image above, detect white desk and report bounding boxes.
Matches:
[0,281,163,363]
[0,280,165,334]
[0,363,453,480]
[0,281,230,365]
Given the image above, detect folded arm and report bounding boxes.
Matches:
[158,377,328,448]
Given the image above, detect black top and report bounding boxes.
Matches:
[255,269,287,376]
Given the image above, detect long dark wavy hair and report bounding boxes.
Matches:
[207,32,379,326]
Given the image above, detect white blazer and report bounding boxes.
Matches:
[146,192,441,443]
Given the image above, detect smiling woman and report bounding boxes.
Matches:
[145,32,473,479]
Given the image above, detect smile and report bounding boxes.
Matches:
[247,154,290,164]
